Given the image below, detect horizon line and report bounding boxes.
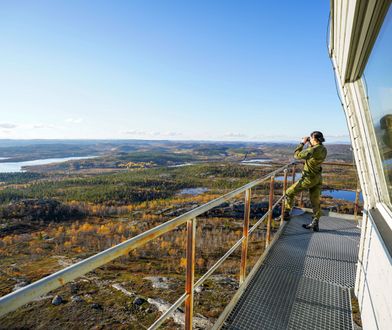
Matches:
[0,138,351,145]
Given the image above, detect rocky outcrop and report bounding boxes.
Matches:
[112,283,135,297]
[147,297,213,329]
[51,295,63,305]
[144,276,171,289]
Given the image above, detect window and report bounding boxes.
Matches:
[364,7,392,204]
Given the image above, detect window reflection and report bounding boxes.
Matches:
[365,7,392,203]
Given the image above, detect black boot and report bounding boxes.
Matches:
[302,218,319,231]
[313,219,319,232]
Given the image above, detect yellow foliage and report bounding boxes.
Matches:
[64,241,72,249]
[2,236,14,245]
[117,224,125,234]
[55,226,65,236]
[79,223,94,232]
[98,225,111,235]
[73,246,84,253]
[180,257,187,268]
[196,258,205,268]
[160,241,170,249]
[70,236,78,245]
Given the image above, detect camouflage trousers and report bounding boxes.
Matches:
[285,174,322,220]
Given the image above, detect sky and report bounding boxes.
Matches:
[0,1,350,143]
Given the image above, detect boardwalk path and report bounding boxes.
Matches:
[222,212,360,330]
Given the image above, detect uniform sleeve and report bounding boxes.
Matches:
[294,144,314,160]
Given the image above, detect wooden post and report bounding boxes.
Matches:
[280,169,288,226]
[299,191,304,208]
[240,189,251,284]
[185,219,196,330]
[266,176,275,248]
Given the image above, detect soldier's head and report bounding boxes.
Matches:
[310,131,325,145]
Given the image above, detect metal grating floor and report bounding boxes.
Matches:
[222,212,360,330]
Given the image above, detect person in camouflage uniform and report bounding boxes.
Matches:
[284,131,327,231]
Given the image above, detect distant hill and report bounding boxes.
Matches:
[0,139,353,165]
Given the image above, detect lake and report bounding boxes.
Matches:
[240,159,273,167]
[275,173,302,181]
[168,163,194,168]
[0,156,96,173]
[178,188,208,196]
[241,159,272,163]
[322,189,363,202]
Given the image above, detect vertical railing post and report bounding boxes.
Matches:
[240,188,251,284]
[291,164,297,207]
[291,164,296,185]
[266,176,275,248]
[280,169,288,226]
[299,191,304,208]
[185,218,196,330]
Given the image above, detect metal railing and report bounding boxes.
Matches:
[0,160,361,329]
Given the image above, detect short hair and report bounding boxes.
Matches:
[311,131,325,143]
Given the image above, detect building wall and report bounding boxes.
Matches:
[330,1,392,329]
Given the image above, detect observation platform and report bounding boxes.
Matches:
[221,211,360,330]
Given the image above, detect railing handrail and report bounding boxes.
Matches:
[0,162,294,321]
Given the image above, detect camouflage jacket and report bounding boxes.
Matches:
[294,143,327,177]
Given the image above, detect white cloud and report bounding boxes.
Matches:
[223,132,248,138]
[162,131,183,137]
[121,129,147,135]
[121,129,183,138]
[66,118,83,124]
[31,123,56,129]
[0,123,17,129]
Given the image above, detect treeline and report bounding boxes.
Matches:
[114,151,198,165]
[0,199,84,223]
[0,185,182,205]
[0,143,102,162]
[36,151,201,171]
[0,172,44,184]
[0,170,197,205]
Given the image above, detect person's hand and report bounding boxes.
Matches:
[302,136,309,144]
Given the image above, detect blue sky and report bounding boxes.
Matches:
[0,1,349,142]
